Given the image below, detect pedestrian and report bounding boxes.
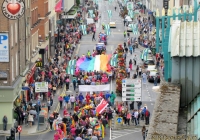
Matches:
[92,32,96,41]
[124,30,126,38]
[141,126,146,140]
[115,6,117,11]
[134,109,139,126]
[2,115,7,131]
[125,46,128,53]
[133,55,137,65]
[48,114,54,130]
[58,96,63,109]
[72,76,77,91]
[145,109,150,125]
[139,66,142,77]
[123,19,126,26]
[136,65,139,75]
[129,45,133,55]
[70,95,75,110]
[154,74,158,86]
[126,111,131,125]
[142,73,147,84]
[129,59,133,70]
[137,101,142,110]
[28,114,33,127]
[47,98,51,112]
[110,91,116,106]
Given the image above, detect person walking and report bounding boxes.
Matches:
[115,6,117,11]
[126,111,131,125]
[129,59,133,70]
[142,72,147,84]
[133,55,137,65]
[92,32,96,41]
[2,115,7,131]
[134,109,139,126]
[154,74,158,86]
[129,45,133,55]
[123,18,126,26]
[142,126,146,140]
[110,91,116,106]
[58,96,63,109]
[124,30,127,38]
[145,109,150,125]
[48,114,54,130]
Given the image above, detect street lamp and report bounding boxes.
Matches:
[49,31,51,57]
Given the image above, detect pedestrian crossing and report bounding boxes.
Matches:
[111,128,141,139]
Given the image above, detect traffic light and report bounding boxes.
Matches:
[10,128,15,140]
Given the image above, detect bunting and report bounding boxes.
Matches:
[88,10,94,18]
[66,59,76,75]
[107,10,112,19]
[129,24,138,35]
[81,25,87,35]
[104,24,111,35]
[128,10,134,18]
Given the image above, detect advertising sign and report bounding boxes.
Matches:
[0,33,9,62]
[35,82,48,92]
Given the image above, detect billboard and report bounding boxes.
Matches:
[0,33,9,62]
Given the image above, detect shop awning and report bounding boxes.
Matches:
[55,0,62,12]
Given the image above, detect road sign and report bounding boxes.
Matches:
[17,126,22,132]
[122,79,142,101]
[122,97,141,101]
[116,117,123,124]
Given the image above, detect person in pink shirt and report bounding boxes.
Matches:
[54,131,61,140]
[126,111,131,125]
[70,126,76,137]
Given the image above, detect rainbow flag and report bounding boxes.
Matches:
[76,54,112,72]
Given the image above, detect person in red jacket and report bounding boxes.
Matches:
[86,93,91,104]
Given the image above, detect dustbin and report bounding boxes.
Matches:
[39,112,45,124]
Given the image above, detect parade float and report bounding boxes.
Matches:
[116,44,126,96]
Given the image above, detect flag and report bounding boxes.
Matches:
[130,24,138,35]
[96,99,108,114]
[107,10,112,18]
[81,25,87,35]
[55,0,62,12]
[140,48,150,61]
[128,10,134,18]
[89,10,94,18]
[104,24,111,35]
[66,59,76,75]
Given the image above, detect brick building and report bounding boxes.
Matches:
[0,0,31,130]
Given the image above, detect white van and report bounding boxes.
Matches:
[86,18,95,25]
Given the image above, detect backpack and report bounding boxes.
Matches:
[145,110,150,117]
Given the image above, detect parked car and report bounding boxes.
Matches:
[143,58,155,68]
[146,65,157,73]
[109,22,116,28]
[147,70,160,83]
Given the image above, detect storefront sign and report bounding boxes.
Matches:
[0,33,9,62]
[36,60,43,67]
[35,82,48,92]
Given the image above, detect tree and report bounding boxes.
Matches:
[76,0,80,6]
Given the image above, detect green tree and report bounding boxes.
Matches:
[76,0,80,6]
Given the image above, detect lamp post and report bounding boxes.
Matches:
[49,31,51,57]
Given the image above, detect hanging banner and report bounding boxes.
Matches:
[79,84,110,92]
[128,10,134,18]
[130,24,138,35]
[107,10,112,19]
[81,25,87,35]
[88,10,94,18]
[105,24,111,35]
[127,2,133,10]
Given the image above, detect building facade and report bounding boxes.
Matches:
[0,0,31,129]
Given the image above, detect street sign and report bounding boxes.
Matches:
[122,79,142,101]
[17,126,22,132]
[35,82,48,92]
[122,97,141,101]
[116,117,123,124]
[0,33,9,62]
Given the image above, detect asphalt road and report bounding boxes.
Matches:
[19,0,162,140]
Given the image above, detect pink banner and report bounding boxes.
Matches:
[55,0,62,12]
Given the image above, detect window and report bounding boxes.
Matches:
[16,53,18,76]
[10,25,13,47]
[15,22,17,43]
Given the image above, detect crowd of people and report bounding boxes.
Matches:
[50,91,116,140]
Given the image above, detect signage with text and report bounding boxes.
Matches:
[0,33,9,62]
[36,60,43,67]
[35,82,48,92]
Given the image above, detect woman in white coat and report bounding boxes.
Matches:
[28,114,34,127]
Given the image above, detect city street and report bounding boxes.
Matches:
[19,0,159,140]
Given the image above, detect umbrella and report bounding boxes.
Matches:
[22,86,30,90]
[29,110,37,115]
